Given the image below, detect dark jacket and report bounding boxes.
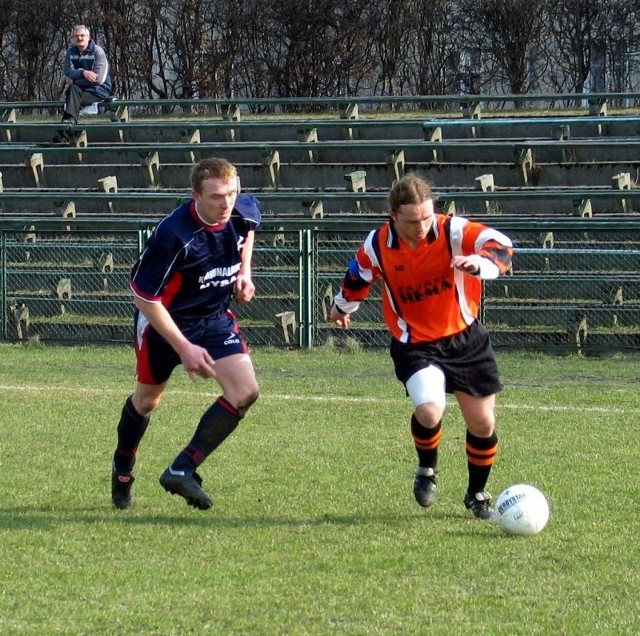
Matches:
[63,39,112,100]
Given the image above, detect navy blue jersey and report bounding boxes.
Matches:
[131,195,261,323]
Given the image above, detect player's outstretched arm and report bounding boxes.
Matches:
[329,304,352,329]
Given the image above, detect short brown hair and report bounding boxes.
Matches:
[388,173,435,212]
[190,157,237,193]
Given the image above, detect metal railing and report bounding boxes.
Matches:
[1,218,639,354]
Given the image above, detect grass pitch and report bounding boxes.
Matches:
[0,343,638,635]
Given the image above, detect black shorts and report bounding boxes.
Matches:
[135,311,249,385]
[390,321,502,397]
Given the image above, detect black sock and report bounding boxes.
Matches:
[171,397,242,473]
[466,430,498,494]
[411,414,442,469]
[113,396,150,474]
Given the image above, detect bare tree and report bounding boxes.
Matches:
[546,0,602,93]
[459,0,553,94]
[194,1,244,99]
[404,0,464,97]
[369,0,412,96]
[96,0,148,99]
[6,0,80,100]
[0,0,14,98]
[602,0,640,93]
[2,0,640,103]
[236,0,378,105]
[262,0,348,98]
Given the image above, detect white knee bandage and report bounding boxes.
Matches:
[405,365,447,410]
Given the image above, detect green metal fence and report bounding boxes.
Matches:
[1,219,639,354]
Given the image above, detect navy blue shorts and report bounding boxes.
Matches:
[390,321,502,397]
[135,311,249,385]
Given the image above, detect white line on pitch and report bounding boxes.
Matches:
[0,384,637,415]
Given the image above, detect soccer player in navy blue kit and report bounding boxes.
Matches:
[111,157,261,510]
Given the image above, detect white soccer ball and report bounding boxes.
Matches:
[494,484,550,536]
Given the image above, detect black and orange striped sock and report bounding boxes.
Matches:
[411,414,442,470]
[465,430,498,494]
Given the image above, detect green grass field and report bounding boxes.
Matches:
[1,343,638,635]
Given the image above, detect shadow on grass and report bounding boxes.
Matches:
[0,504,492,536]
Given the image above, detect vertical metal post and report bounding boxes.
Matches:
[0,230,5,341]
[298,229,314,348]
[138,228,152,254]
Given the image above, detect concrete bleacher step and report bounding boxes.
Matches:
[18,319,300,347]
[5,269,131,294]
[2,97,639,353]
[484,304,640,329]
[0,90,633,121]
[514,247,640,272]
[8,293,299,321]
[0,118,430,145]
[7,296,133,318]
[3,157,640,193]
[422,115,640,140]
[3,185,640,217]
[4,136,640,164]
[0,161,399,190]
[19,321,132,344]
[485,274,640,302]
[4,240,138,265]
[316,322,640,354]
[5,137,640,162]
[3,109,640,145]
[486,327,640,353]
[16,311,639,352]
[504,229,640,249]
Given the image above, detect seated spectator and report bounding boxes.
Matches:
[53,24,112,143]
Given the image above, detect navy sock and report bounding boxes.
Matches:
[113,396,150,474]
[171,397,241,473]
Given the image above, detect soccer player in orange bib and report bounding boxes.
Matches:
[329,173,513,519]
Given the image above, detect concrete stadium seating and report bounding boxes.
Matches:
[2,99,640,352]
[0,89,635,121]
[422,115,640,140]
[2,185,640,217]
